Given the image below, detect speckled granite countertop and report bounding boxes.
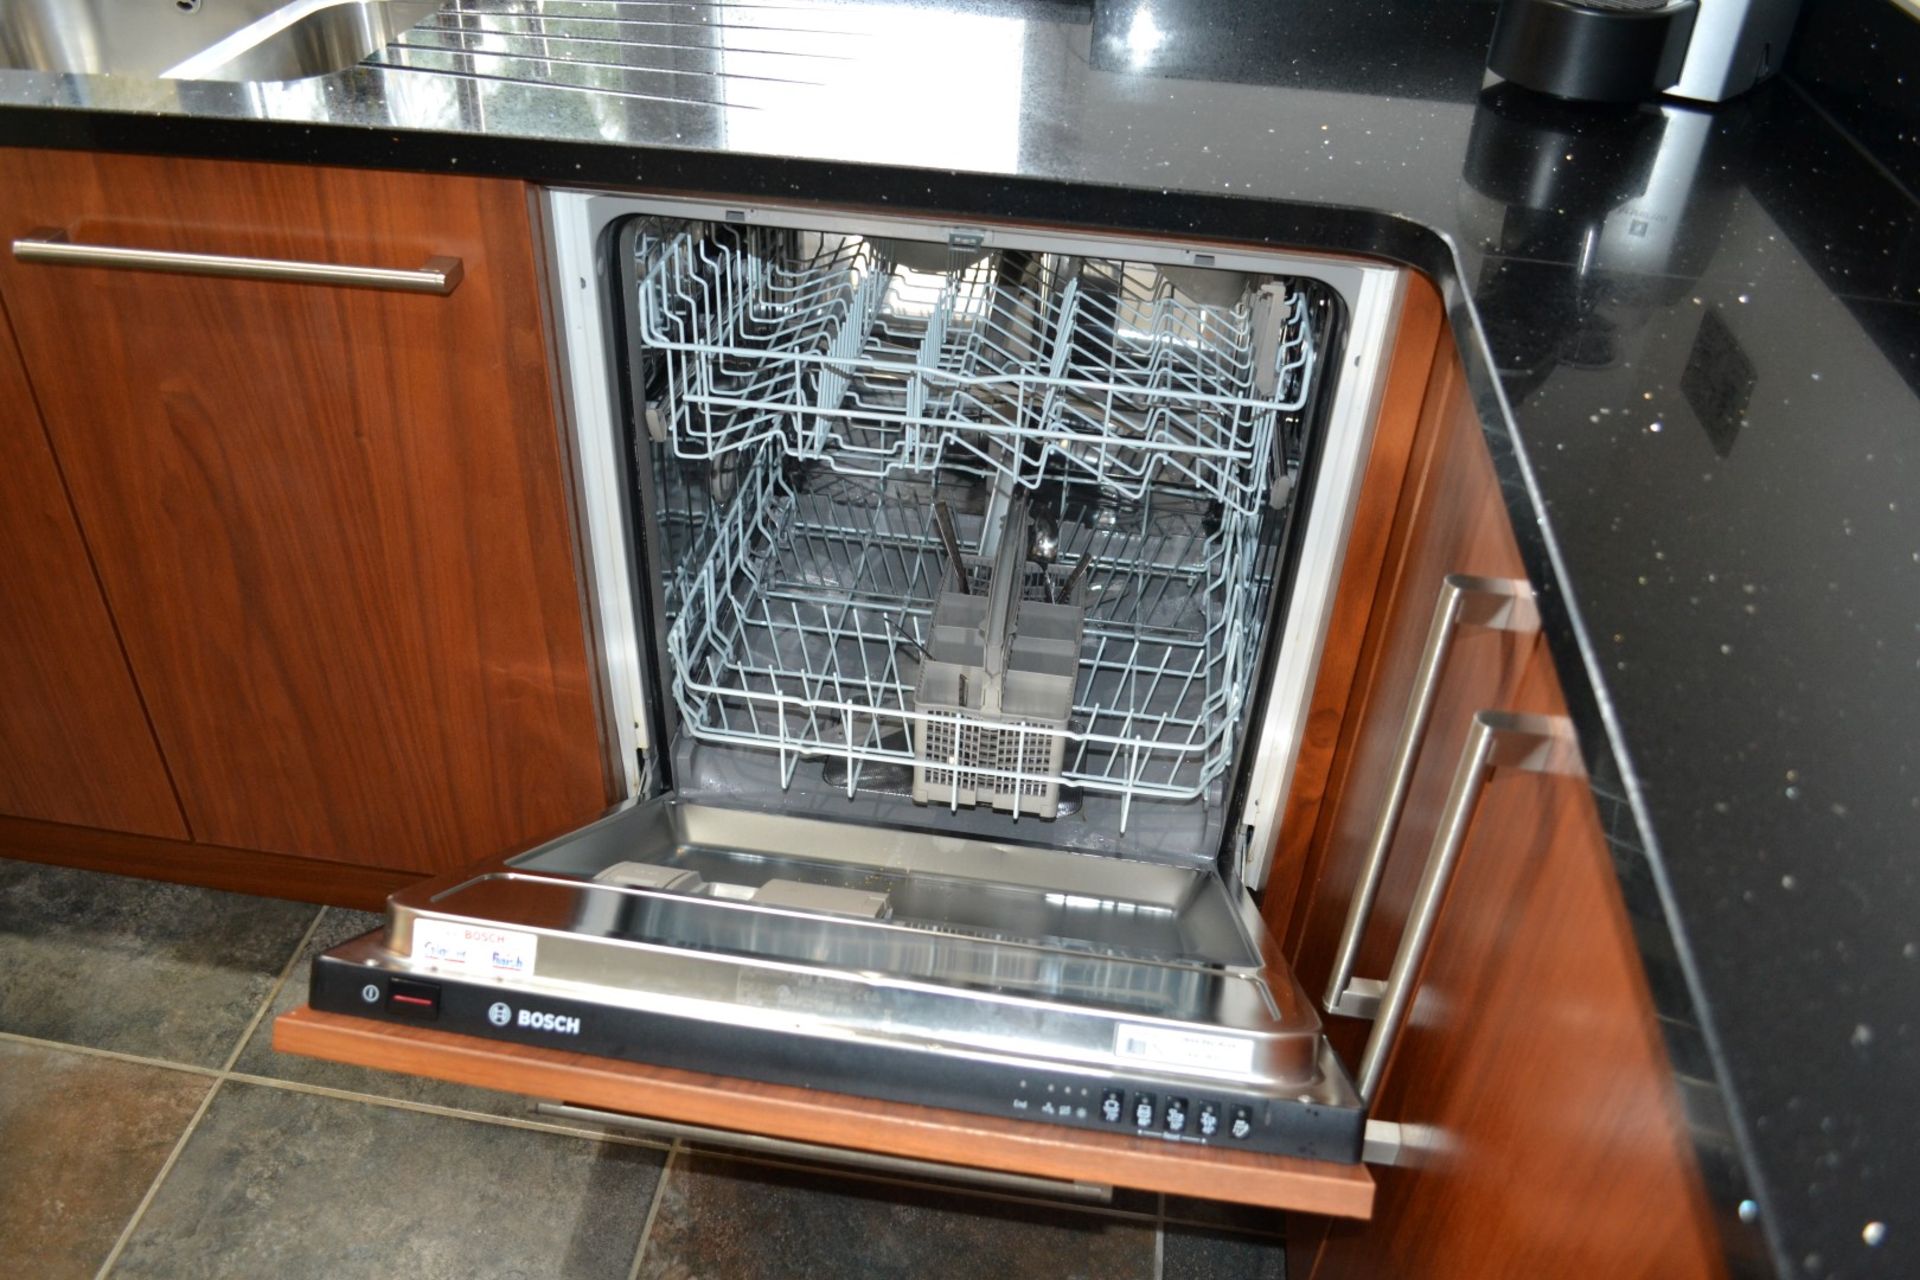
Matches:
[2,2,1915,1276]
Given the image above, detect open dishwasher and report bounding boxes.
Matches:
[309,195,1408,1163]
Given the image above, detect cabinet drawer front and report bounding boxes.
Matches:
[0,149,615,872]
[1287,335,1721,1279]
[1310,648,1722,1280]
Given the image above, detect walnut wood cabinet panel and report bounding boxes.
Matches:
[1299,648,1725,1280]
[1279,334,1723,1279]
[0,150,615,874]
[0,300,187,838]
[275,1007,1377,1218]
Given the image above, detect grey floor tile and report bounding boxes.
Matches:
[1163,1223,1288,1280]
[0,1040,212,1280]
[1162,1193,1287,1237]
[636,1150,1155,1280]
[113,1081,664,1280]
[230,907,539,1119]
[0,860,318,1066]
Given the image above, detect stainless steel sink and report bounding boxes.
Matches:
[0,0,436,82]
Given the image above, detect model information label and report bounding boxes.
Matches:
[410,920,538,977]
[1114,1024,1255,1074]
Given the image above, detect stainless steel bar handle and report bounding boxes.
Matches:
[1323,574,1539,1019]
[11,229,463,295]
[1353,710,1581,1105]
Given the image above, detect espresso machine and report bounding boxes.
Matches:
[1487,0,1803,103]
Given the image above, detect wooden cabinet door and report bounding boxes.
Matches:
[1301,648,1723,1280]
[1284,340,1721,1278]
[0,150,614,873]
[0,301,186,838]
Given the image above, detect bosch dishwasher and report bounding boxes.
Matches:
[309,193,1408,1163]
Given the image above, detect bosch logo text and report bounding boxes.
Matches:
[516,1009,582,1036]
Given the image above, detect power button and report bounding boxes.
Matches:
[385,977,441,1020]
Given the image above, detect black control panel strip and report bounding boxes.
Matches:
[312,951,1365,1164]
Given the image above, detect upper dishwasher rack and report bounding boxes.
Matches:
[635,227,1319,518]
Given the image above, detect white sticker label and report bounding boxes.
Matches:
[409,919,538,977]
[1114,1024,1255,1074]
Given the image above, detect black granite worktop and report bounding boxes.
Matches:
[2,3,1914,1276]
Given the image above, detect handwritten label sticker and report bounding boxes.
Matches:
[410,919,538,978]
[1113,1023,1255,1074]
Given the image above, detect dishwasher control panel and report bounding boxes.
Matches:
[1011,1078,1264,1147]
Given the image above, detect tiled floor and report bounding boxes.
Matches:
[0,859,1288,1279]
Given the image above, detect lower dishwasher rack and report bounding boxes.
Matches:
[665,459,1275,831]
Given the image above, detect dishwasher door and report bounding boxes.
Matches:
[310,795,1368,1162]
